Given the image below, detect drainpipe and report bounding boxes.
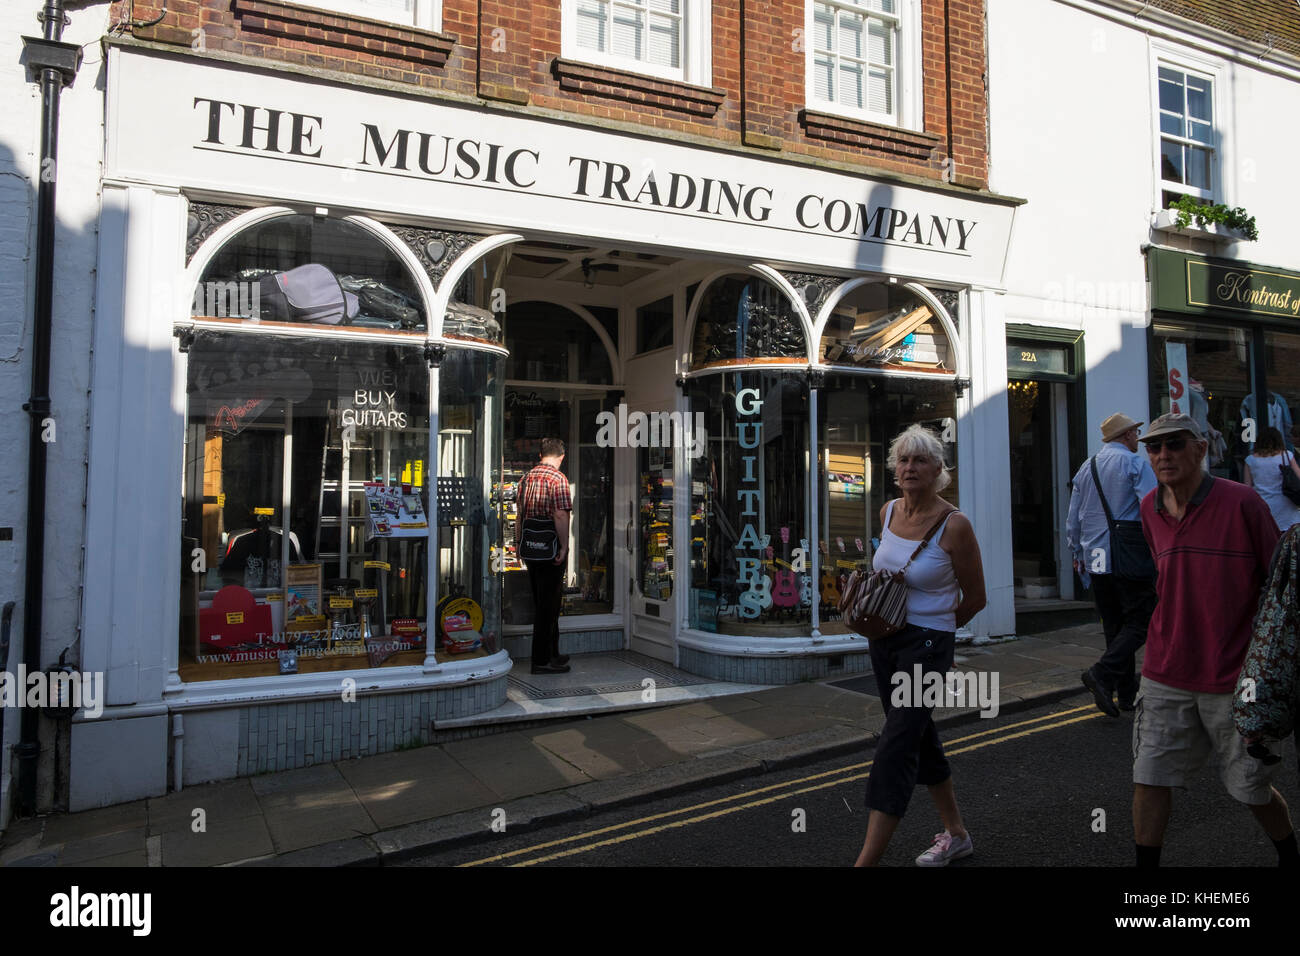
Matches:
[17,1,82,816]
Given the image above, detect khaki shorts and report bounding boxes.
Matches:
[1132,676,1280,805]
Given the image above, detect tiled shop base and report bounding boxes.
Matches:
[508,650,712,700]
[235,675,509,776]
[678,647,873,685]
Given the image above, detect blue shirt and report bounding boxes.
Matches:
[1066,441,1157,583]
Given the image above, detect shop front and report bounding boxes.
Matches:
[73,40,1017,807]
[1147,249,1300,473]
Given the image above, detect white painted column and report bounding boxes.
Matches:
[963,287,1016,638]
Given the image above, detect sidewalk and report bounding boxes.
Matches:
[0,621,1107,867]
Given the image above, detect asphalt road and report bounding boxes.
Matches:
[400,693,1300,868]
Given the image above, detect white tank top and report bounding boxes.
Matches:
[872,499,960,632]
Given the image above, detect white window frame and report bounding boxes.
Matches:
[804,0,922,131]
[1149,44,1224,209]
[294,0,441,32]
[562,0,712,86]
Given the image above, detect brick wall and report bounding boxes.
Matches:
[117,0,989,188]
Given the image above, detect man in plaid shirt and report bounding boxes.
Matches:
[516,437,572,674]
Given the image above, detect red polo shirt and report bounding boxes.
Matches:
[1140,475,1280,693]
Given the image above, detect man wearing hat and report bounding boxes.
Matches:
[1131,413,1296,867]
[1066,412,1157,716]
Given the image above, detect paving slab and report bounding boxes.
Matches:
[57,826,149,865]
[160,816,275,867]
[442,730,592,802]
[372,792,589,860]
[39,799,149,845]
[148,778,262,834]
[563,751,764,812]
[337,747,498,830]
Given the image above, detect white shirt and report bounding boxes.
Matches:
[872,500,959,632]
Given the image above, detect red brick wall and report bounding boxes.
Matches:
[116,0,988,188]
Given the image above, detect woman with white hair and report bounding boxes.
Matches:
[854,423,987,867]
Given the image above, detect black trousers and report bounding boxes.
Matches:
[1089,572,1156,702]
[525,556,564,665]
[865,624,955,818]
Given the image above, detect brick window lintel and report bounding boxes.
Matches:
[552,58,725,118]
[232,0,456,68]
[799,109,942,160]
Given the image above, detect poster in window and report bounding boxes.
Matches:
[285,563,324,633]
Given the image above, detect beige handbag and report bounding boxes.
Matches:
[838,508,953,639]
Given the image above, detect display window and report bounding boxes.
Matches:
[180,211,506,684]
[179,331,435,681]
[1149,320,1253,479]
[1262,328,1300,454]
[687,372,811,635]
[195,214,427,334]
[689,274,808,371]
[437,347,505,658]
[819,282,954,373]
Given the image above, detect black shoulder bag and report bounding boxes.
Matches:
[1280,451,1300,506]
[1090,457,1156,580]
[517,472,560,563]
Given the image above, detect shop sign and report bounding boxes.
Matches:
[107,48,1017,286]
[1187,261,1300,318]
[1149,248,1300,321]
[1005,344,1067,376]
[339,367,407,429]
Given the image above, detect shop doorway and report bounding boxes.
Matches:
[1005,330,1085,601]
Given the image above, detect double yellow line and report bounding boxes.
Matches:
[459,703,1102,867]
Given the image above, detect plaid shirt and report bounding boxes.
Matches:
[520,464,571,519]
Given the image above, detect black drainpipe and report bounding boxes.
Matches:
[17,2,82,816]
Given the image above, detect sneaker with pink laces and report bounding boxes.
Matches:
[915,830,973,867]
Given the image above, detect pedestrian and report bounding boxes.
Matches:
[515,437,572,675]
[1066,412,1158,716]
[1132,413,1298,867]
[1242,426,1300,531]
[853,424,987,867]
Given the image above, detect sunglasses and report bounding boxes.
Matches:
[1144,437,1189,453]
[1247,740,1281,766]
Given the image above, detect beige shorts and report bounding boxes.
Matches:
[1132,676,1280,805]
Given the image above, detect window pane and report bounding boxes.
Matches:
[817,374,958,634]
[648,0,680,13]
[1159,112,1182,136]
[838,10,865,59]
[1158,69,1184,115]
[690,275,807,370]
[1160,139,1184,184]
[180,331,434,682]
[1188,119,1213,145]
[839,60,866,108]
[1186,145,1211,190]
[612,5,644,59]
[868,16,891,65]
[820,284,954,372]
[813,4,834,51]
[1150,322,1254,480]
[648,11,680,68]
[577,0,609,53]
[813,55,834,102]
[868,65,892,114]
[1186,75,1212,122]
[688,373,811,636]
[196,215,426,332]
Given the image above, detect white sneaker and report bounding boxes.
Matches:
[915,830,973,867]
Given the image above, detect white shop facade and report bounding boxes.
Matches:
[74,40,1019,808]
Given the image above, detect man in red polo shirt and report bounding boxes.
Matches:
[1132,413,1297,867]
[516,438,572,675]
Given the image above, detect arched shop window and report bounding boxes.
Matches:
[819,282,954,373]
[686,372,811,636]
[194,214,426,332]
[180,213,503,685]
[500,302,617,623]
[689,274,807,371]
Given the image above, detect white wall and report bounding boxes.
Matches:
[987,0,1300,457]
[0,2,112,823]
